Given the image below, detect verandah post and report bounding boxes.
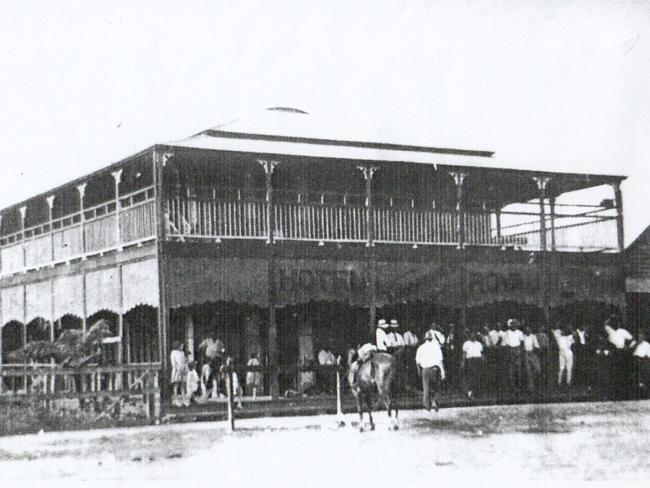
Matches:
[612,181,625,253]
[549,196,556,251]
[153,148,174,416]
[533,176,552,398]
[112,169,123,251]
[259,159,280,399]
[46,195,55,263]
[612,180,627,325]
[76,183,87,258]
[19,206,27,271]
[450,171,468,381]
[335,355,345,426]
[533,176,550,253]
[357,165,379,338]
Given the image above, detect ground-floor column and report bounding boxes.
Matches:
[368,249,377,339]
[185,312,195,360]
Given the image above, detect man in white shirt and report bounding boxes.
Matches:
[504,319,524,393]
[415,330,445,411]
[554,326,575,387]
[604,317,634,398]
[462,331,484,399]
[375,319,390,351]
[604,321,633,350]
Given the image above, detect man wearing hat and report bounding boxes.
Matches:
[386,319,406,390]
[376,319,390,351]
[386,319,405,353]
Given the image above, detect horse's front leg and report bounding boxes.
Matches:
[367,405,375,431]
[380,388,399,431]
[355,393,365,431]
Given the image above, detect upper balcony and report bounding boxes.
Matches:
[0,154,156,278]
[163,185,620,252]
[0,112,627,278]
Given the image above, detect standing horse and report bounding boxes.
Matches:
[347,349,399,431]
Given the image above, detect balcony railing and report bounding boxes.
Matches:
[165,195,619,252]
[0,188,619,277]
[165,196,533,248]
[0,187,156,276]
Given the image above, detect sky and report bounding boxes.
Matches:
[0,0,648,244]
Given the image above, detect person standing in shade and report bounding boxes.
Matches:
[482,324,499,397]
[403,326,419,389]
[403,328,419,347]
[523,325,541,394]
[535,325,551,393]
[633,331,650,395]
[461,331,484,400]
[317,343,336,394]
[503,319,524,394]
[415,330,445,412]
[554,325,575,388]
[444,323,458,388]
[427,322,446,347]
[574,324,588,386]
[246,351,263,398]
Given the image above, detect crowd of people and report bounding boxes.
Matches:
[356,315,650,410]
[169,338,263,407]
[167,314,650,409]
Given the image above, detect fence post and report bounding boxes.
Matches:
[223,357,236,431]
[336,356,345,427]
[145,370,155,420]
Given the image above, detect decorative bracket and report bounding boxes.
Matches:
[258,159,280,175]
[19,205,27,223]
[532,176,552,192]
[111,169,123,185]
[449,171,467,187]
[357,165,379,181]
[46,195,56,210]
[76,183,87,203]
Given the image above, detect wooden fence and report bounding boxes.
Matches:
[0,363,161,418]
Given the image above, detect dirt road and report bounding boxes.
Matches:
[1,400,650,484]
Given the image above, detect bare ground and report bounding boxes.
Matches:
[1,400,650,485]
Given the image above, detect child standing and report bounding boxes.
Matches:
[246,352,263,398]
[170,341,187,406]
[185,360,200,406]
